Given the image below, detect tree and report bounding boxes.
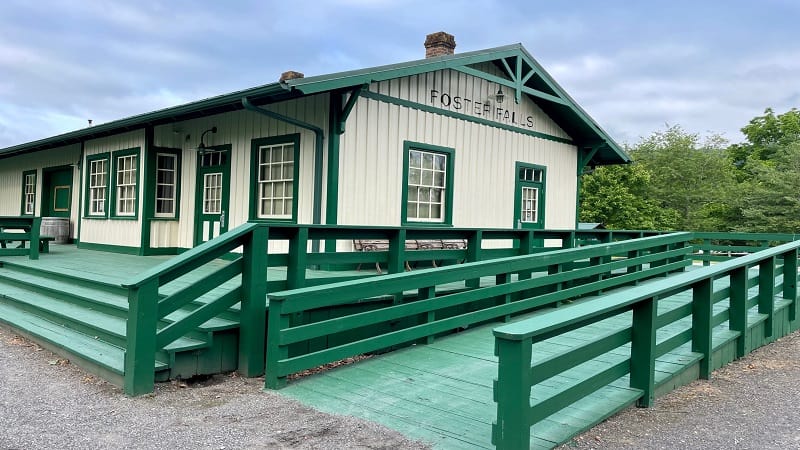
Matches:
[629,126,736,231]
[736,142,800,233]
[580,163,680,230]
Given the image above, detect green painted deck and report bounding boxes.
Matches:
[280,267,785,449]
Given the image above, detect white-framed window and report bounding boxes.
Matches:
[22,171,36,215]
[520,186,539,223]
[203,173,222,214]
[407,148,447,222]
[115,154,137,216]
[89,158,108,216]
[155,153,177,217]
[256,142,294,219]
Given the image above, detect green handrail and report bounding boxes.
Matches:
[265,232,692,389]
[491,238,800,449]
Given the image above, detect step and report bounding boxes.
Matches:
[0,299,167,377]
[0,281,208,353]
[0,260,126,295]
[0,265,240,332]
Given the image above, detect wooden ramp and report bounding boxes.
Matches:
[281,269,790,449]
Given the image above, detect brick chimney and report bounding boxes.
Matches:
[279,70,305,82]
[424,32,456,58]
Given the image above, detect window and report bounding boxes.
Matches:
[110,148,139,218]
[203,173,222,214]
[250,134,300,221]
[86,154,110,217]
[21,170,36,215]
[155,153,178,217]
[115,154,137,216]
[402,141,454,225]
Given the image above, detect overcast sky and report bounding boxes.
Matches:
[1,0,797,149]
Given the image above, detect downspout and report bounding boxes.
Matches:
[75,140,85,245]
[241,97,324,253]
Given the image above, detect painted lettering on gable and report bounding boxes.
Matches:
[429,89,535,128]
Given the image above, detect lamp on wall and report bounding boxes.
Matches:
[196,126,218,155]
[495,87,505,104]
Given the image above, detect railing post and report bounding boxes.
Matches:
[630,296,657,407]
[692,278,713,379]
[703,238,711,266]
[124,279,159,396]
[783,249,798,322]
[759,256,776,338]
[496,272,512,322]
[265,298,289,389]
[492,335,532,450]
[465,230,483,288]
[518,230,534,280]
[420,286,436,344]
[239,225,268,377]
[388,228,407,274]
[729,266,748,357]
[29,217,41,260]
[287,226,308,289]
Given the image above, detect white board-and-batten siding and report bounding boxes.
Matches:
[337,69,578,231]
[148,94,329,251]
[80,130,146,247]
[0,144,81,238]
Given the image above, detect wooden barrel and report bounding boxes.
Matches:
[41,217,70,244]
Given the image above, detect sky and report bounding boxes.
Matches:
[1,0,798,149]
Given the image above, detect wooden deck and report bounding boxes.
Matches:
[281,268,785,449]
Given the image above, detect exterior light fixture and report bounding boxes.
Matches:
[197,126,218,155]
[495,87,505,104]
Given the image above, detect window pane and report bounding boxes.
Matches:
[407,187,418,202]
[407,202,417,218]
[422,153,434,169]
[409,151,421,168]
[421,169,433,186]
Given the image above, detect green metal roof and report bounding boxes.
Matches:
[1,43,629,165]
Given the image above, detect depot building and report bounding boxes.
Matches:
[0,32,629,255]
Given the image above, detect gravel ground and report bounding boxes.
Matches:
[559,329,800,449]
[0,326,429,450]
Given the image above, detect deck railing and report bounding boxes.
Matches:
[693,232,800,264]
[491,240,800,449]
[0,216,42,260]
[264,232,692,389]
[120,223,656,395]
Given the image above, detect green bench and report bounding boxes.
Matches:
[0,217,45,260]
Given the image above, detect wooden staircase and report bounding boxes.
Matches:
[0,260,241,387]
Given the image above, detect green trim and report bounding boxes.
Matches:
[20,169,37,216]
[83,152,111,218]
[141,246,181,256]
[109,147,141,220]
[140,127,154,254]
[325,92,343,252]
[401,141,455,227]
[513,161,547,229]
[76,241,140,255]
[360,90,573,145]
[249,134,301,223]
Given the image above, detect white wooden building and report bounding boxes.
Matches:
[0,32,629,255]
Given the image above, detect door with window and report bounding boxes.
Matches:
[514,163,546,230]
[42,166,73,218]
[194,146,231,246]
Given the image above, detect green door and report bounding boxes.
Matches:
[194,146,231,246]
[514,163,546,230]
[41,166,73,218]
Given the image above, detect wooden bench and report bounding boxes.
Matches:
[353,239,468,274]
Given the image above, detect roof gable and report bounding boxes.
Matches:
[1,43,628,165]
